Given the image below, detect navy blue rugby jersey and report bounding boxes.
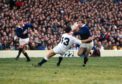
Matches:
[15,23,33,39]
[74,24,92,40]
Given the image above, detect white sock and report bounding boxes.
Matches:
[44,56,48,61]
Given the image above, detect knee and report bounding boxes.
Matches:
[77,52,82,56]
[47,50,55,57]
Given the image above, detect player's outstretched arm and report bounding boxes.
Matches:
[81,36,95,43]
[25,23,33,28]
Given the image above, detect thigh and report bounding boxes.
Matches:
[85,48,91,55]
[86,41,94,50]
[77,47,86,56]
[53,45,65,55]
[19,38,29,48]
[19,38,29,46]
[47,49,56,59]
[78,43,92,56]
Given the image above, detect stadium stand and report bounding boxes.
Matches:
[0,0,122,50]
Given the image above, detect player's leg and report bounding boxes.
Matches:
[21,38,31,62]
[22,46,31,62]
[16,38,24,60]
[77,47,88,67]
[82,42,93,67]
[82,48,90,67]
[57,56,63,66]
[77,47,85,56]
[56,50,74,66]
[37,49,56,66]
[16,45,23,60]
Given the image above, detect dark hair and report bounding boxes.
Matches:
[64,26,72,33]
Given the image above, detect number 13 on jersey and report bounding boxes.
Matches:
[61,37,70,46]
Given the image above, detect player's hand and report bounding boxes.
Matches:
[34,29,39,35]
[89,35,98,40]
[71,22,79,32]
[32,29,39,36]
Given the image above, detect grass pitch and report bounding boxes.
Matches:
[0,57,122,84]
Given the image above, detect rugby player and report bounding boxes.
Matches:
[15,20,33,62]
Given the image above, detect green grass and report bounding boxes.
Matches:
[0,57,122,84]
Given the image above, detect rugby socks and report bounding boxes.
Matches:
[38,57,48,66]
[23,52,31,62]
[82,54,88,67]
[57,57,63,66]
[16,48,23,60]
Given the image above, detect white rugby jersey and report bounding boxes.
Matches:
[56,33,81,51]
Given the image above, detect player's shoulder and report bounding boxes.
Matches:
[22,23,27,27]
[62,33,74,39]
[16,24,21,28]
[24,23,32,28]
[62,33,71,37]
[62,33,67,36]
[81,24,89,31]
[83,24,89,29]
[24,23,29,25]
[15,27,21,31]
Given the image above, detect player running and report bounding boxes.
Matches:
[15,20,33,62]
[35,26,95,67]
[73,20,93,67]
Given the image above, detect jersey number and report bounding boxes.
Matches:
[61,37,70,46]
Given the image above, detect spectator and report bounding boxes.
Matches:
[15,0,25,9]
[9,0,16,9]
[0,0,122,50]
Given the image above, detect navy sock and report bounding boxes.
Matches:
[23,52,31,61]
[38,58,47,66]
[83,54,88,65]
[16,48,23,59]
[57,57,63,66]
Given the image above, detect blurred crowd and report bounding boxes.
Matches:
[0,0,122,50]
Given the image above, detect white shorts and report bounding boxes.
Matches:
[19,38,29,46]
[53,45,68,55]
[80,41,93,50]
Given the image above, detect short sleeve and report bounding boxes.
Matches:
[72,36,81,45]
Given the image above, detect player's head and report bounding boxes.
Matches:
[18,19,25,27]
[78,20,83,25]
[64,26,72,33]
[78,20,85,26]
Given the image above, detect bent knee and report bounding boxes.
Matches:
[77,52,82,56]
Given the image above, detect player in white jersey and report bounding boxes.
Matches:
[53,33,81,55]
[35,26,95,67]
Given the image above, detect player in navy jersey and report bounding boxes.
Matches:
[74,20,93,67]
[15,20,33,62]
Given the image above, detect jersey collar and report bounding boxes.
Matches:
[82,24,86,27]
